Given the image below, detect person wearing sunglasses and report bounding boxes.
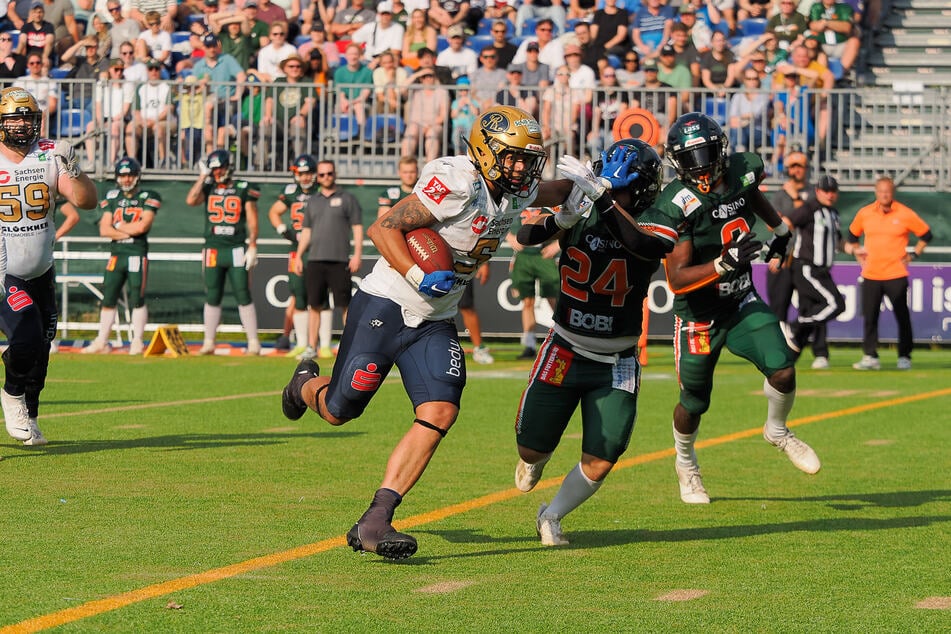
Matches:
[133,10,171,68]
[105,3,143,61]
[256,20,298,81]
[0,32,27,81]
[13,52,57,137]
[515,0,567,39]
[15,2,55,69]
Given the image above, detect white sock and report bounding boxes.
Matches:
[673,424,700,468]
[319,308,332,349]
[203,304,222,344]
[763,377,795,440]
[545,462,603,519]
[293,310,309,349]
[131,306,148,344]
[238,303,259,345]
[97,307,117,344]
[521,331,536,349]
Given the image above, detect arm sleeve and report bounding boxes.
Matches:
[600,204,675,260]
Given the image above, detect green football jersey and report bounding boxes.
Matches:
[642,151,765,322]
[98,188,162,256]
[555,207,659,341]
[201,180,260,248]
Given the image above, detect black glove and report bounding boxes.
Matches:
[281,228,297,245]
[714,232,762,275]
[763,231,792,262]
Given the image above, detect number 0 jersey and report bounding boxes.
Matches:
[641,151,766,322]
[360,155,538,323]
[99,188,162,256]
[201,179,260,248]
[0,138,65,281]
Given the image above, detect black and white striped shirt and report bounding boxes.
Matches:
[787,198,841,267]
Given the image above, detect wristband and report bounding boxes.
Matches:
[713,256,730,276]
[276,223,287,235]
[910,252,919,261]
[405,264,424,288]
[771,222,790,237]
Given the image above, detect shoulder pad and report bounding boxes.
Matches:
[283,183,297,195]
[105,189,120,199]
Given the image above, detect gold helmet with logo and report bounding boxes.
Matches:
[467,105,546,198]
[0,86,42,148]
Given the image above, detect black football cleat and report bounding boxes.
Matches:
[346,522,418,560]
[281,359,319,420]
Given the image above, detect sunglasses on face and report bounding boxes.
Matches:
[317,171,334,177]
[787,163,806,168]
[108,6,121,12]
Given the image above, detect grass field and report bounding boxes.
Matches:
[1,345,949,632]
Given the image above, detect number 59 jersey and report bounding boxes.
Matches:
[0,138,64,280]
[201,180,261,248]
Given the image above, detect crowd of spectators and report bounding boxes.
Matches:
[0,0,868,173]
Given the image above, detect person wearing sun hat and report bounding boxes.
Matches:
[263,52,317,158]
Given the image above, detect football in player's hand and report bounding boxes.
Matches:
[406,228,453,273]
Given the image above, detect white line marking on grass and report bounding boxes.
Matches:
[915,597,951,609]
[6,386,950,633]
[654,589,709,601]
[863,439,895,446]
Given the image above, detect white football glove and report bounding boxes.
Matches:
[245,245,258,270]
[557,155,609,202]
[52,140,81,179]
[198,158,211,183]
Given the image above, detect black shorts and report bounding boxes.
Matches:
[305,261,352,310]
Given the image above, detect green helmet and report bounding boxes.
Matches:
[593,138,663,215]
[115,156,142,192]
[666,113,728,194]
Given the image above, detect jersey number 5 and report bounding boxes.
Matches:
[0,183,52,222]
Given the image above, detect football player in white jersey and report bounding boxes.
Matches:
[0,87,98,447]
[281,105,640,560]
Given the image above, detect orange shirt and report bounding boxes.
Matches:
[849,200,930,280]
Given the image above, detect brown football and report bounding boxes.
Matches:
[405,228,454,273]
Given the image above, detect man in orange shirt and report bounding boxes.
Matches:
[845,177,931,370]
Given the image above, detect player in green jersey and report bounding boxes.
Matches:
[186,149,262,355]
[639,113,820,505]
[512,138,672,546]
[83,157,160,355]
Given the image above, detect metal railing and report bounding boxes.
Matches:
[49,78,951,190]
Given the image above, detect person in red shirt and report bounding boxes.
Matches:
[845,176,932,371]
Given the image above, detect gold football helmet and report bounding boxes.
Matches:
[0,86,42,148]
[467,105,546,198]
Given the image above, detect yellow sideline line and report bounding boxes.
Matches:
[4,386,950,633]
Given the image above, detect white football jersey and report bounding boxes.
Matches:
[360,155,539,323]
[0,138,62,281]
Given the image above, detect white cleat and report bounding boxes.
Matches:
[129,340,145,355]
[22,418,47,446]
[764,426,821,474]
[896,356,912,370]
[82,340,111,354]
[852,355,880,371]
[296,346,316,361]
[676,461,710,504]
[2,389,32,441]
[198,341,216,355]
[810,356,829,370]
[515,455,550,492]
[472,345,494,365]
[246,341,262,356]
[536,503,568,547]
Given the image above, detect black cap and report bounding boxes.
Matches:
[660,44,675,56]
[817,175,839,192]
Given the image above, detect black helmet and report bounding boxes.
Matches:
[593,138,663,215]
[115,156,142,192]
[206,149,233,183]
[666,112,728,194]
[291,154,317,191]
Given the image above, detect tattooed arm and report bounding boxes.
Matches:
[367,193,439,277]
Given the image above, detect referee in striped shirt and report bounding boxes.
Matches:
[783,175,846,369]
